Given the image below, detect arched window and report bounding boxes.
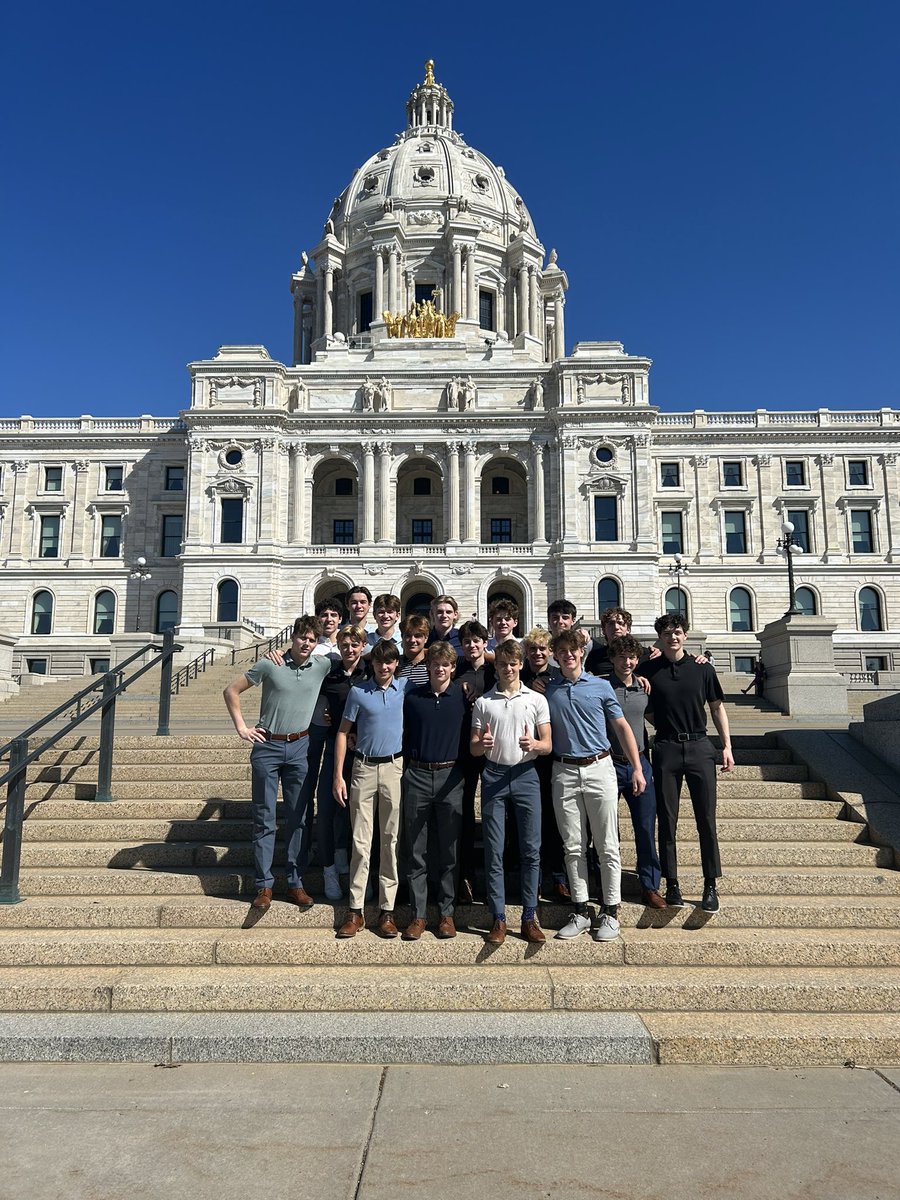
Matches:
[859,587,883,632]
[729,587,753,632]
[795,586,817,617]
[31,590,54,635]
[93,590,116,635]
[155,590,179,634]
[597,578,621,614]
[665,587,689,622]
[217,579,239,623]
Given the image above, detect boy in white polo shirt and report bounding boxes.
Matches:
[470,639,552,945]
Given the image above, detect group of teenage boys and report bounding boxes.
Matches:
[224,586,734,945]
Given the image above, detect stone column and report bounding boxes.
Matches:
[373,249,384,316]
[816,453,843,562]
[447,441,461,543]
[517,268,529,336]
[553,295,565,359]
[529,266,540,337]
[462,440,478,542]
[689,455,712,561]
[879,453,898,562]
[388,247,399,313]
[69,460,89,558]
[531,440,546,543]
[452,244,462,315]
[290,442,307,544]
[753,454,774,560]
[377,441,392,544]
[558,434,579,544]
[315,269,324,340]
[361,441,376,544]
[322,265,334,338]
[465,246,477,321]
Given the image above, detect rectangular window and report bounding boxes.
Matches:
[594,496,618,541]
[479,289,495,331]
[412,519,433,545]
[26,658,48,675]
[865,655,887,673]
[89,658,111,675]
[100,515,122,557]
[415,283,435,306]
[491,476,510,495]
[734,655,755,674]
[334,477,353,496]
[165,466,185,491]
[848,459,869,486]
[358,290,373,333]
[333,519,355,544]
[660,511,684,554]
[660,462,680,488]
[161,514,184,557]
[722,460,744,487]
[39,515,60,558]
[490,518,512,544]
[785,460,806,487]
[220,498,243,544]
[44,466,63,492]
[413,477,431,496]
[786,509,810,553]
[104,465,124,491]
[724,510,747,553]
[851,509,873,553]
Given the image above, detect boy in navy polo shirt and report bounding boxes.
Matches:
[334,639,407,938]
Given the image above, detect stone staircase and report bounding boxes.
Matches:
[1,724,899,1066]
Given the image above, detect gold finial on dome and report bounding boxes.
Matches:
[424,59,435,86]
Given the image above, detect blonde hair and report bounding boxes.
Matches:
[522,626,551,650]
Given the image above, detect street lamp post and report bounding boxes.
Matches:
[776,521,804,617]
[130,556,152,632]
[667,552,689,614]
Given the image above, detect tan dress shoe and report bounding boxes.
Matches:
[520,917,546,943]
[251,888,273,911]
[485,919,507,945]
[436,915,457,939]
[402,917,427,941]
[285,886,314,909]
[374,910,399,938]
[336,910,365,938]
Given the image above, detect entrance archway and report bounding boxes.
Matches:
[402,585,436,619]
[486,581,525,636]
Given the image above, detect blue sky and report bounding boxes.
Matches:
[3,1,898,417]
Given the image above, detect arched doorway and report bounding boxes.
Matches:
[396,458,444,545]
[311,458,359,546]
[315,578,352,613]
[401,585,436,619]
[486,581,525,636]
[480,457,529,544]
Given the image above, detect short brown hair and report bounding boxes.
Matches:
[373,593,401,613]
[493,639,523,664]
[430,595,459,614]
[608,634,643,660]
[370,638,400,664]
[292,615,322,639]
[459,620,488,641]
[426,640,457,667]
[601,607,633,632]
[489,598,519,622]
[654,612,689,635]
[551,630,584,657]
[401,614,430,636]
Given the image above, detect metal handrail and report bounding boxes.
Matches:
[172,647,217,695]
[232,623,294,667]
[0,632,181,904]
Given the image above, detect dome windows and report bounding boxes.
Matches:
[415,165,435,185]
[473,173,490,193]
[222,447,243,469]
[363,174,379,194]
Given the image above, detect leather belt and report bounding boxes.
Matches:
[356,751,402,765]
[409,759,458,771]
[554,751,610,766]
[655,731,708,744]
[611,753,630,765]
[261,728,309,742]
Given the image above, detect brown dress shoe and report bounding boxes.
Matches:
[485,919,507,946]
[251,887,273,911]
[553,879,572,903]
[520,917,546,943]
[457,877,474,906]
[374,909,399,938]
[436,915,457,939]
[403,917,427,941]
[336,910,365,938]
[641,887,667,910]
[285,885,314,910]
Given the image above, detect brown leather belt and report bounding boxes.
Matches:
[262,728,309,742]
[409,759,458,771]
[554,751,610,766]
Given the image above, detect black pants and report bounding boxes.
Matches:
[404,763,464,917]
[652,737,721,882]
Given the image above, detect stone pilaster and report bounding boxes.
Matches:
[816,453,844,562]
[377,441,392,543]
[289,442,307,544]
[531,439,547,543]
[879,453,898,562]
[447,441,461,543]
[462,441,477,542]
[361,441,376,544]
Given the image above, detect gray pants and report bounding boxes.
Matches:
[403,763,464,917]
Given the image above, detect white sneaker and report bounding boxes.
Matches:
[334,849,349,874]
[555,911,591,940]
[592,912,621,942]
[323,864,343,902]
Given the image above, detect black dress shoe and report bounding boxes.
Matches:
[665,882,687,908]
[701,882,720,913]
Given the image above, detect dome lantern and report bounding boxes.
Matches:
[405,59,454,132]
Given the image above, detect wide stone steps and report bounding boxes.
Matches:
[2,963,900,1015]
[3,926,900,969]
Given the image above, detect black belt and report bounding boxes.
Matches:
[355,751,402,765]
[409,759,458,771]
[554,751,610,766]
[611,753,629,765]
[261,728,309,742]
[655,731,708,744]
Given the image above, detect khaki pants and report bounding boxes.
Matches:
[552,756,621,907]
[348,757,402,910]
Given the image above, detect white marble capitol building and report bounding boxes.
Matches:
[2,62,898,684]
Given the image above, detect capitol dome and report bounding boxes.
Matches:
[290,62,567,364]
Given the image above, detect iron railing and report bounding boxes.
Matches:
[231,624,293,667]
[0,632,181,905]
[172,647,217,695]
